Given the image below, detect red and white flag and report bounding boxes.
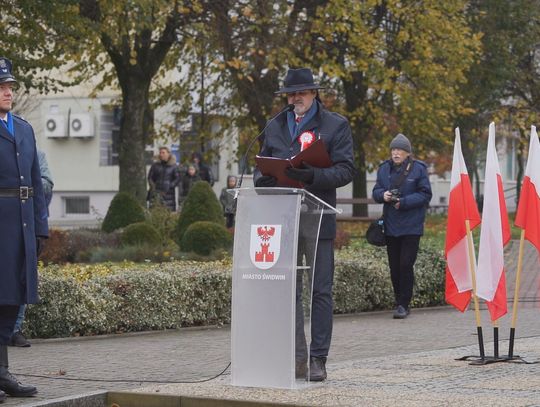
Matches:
[515,125,540,257]
[476,123,511,321]
[445,128,481,312]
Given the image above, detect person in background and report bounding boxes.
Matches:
[179,164,201,207]
[0,56,47,399]
[147,147,181,211]
[191,152,214,186]
[9,150,53,348]
[220,175,237,228]
[372,133,432,319]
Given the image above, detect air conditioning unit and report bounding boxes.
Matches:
[69,113,94,138]
[44,115,67,138]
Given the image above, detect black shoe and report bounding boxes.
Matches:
[393,305,408,319]
[9,331,30,348]
[0,368,37,397]
[0,389,5,403]
[295,360,307,379]
[309,356,327,382]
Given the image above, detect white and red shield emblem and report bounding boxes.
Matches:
[250,225,281,270]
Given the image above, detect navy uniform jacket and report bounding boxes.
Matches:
[372,158,432,236]
[254,101,355,239]
[0,114,48,305]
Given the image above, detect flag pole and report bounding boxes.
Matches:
[508,229,525,359]
[466,219,485,360]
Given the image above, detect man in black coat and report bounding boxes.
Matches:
[254,68,355,381]
[191,152,214,186]
[147,147,181,211]
[0,57,47,400]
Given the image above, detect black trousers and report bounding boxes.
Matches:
[0,306,18,345]
[385,235,421,309]
[296,239,334,361]
[225,213,235,228]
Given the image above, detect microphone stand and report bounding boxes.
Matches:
[236,104,294,189]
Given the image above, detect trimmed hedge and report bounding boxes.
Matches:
[181,221,232,255]
[121,222,161,247]
[175,181,224,244]
[26,261,232,338]
[102,192,145,233]
[333,240,446,313]
[26,241,445,338]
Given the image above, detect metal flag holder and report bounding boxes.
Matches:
[504,231,538,364]
[456,325,507,365]
[457,230,538,365]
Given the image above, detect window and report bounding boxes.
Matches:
[177,113,219,181]
[100,107,120,166]
[101,106,154,166]
[64,197,90,215]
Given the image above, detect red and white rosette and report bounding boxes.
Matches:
[298,131,315,151]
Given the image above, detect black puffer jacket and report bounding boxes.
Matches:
[147,155,181,210]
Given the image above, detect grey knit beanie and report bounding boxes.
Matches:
[389,133,412,153]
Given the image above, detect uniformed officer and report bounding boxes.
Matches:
[0,57,48,400]
[254,68,355,381]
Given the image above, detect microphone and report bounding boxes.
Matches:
[237,104,295,188]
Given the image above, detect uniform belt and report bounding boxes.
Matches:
[0,187,34,199]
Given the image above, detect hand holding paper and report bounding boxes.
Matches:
[255,139,332,187]
[285,162,314,184]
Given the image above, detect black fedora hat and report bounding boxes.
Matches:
[275,68,324,94]
[0,57,17,85]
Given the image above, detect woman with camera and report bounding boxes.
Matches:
[372,134,433,319]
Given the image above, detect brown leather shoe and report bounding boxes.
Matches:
[309,356,327,382]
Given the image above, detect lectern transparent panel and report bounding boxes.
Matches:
[229,188,336,389]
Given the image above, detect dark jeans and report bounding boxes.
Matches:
[13,305,25,333]
[385,235,421,309]
[296,239,334,361]
[0,306,19,345]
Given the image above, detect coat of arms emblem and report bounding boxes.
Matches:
[250,225,281,270]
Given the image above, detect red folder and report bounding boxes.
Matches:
[255,139,332,187]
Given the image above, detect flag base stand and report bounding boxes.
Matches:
[501,355,539,364]
[455,355,506,365]
[504,328,540,364]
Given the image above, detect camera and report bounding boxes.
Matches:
[389,189,401,203]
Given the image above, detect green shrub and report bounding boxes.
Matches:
[25,239,445,339]
[26,261,232,338]
[40,229,70,265]
[146,202,178,246]
[333,240,446,313]
[87,244,177,263]
[181,221,232,255]
[41,228,122,264]
[102,192,145,233]
[121,222,161,247]
[175,181,224,244]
